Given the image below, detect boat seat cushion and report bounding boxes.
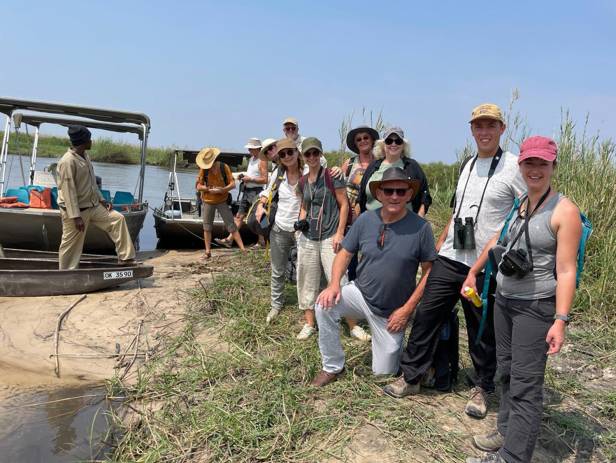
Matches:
[5,188,29,204]
[29,188,53,209]
[100,189,112,203]
[113,191,134,204]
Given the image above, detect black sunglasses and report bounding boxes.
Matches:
[384,137,404,145]
[303,150,321,158]
[355,135,372,143]
[278,149,296,159]
[266,144,276,152]
[377,223,388,250]
[283,126,297,132]
[380,187,410,196]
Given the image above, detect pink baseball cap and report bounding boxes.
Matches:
[518,136,558,163]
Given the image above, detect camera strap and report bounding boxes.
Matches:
[507,187,552,271]
[454,148,503,224]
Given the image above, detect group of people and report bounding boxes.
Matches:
[194,105,582,463]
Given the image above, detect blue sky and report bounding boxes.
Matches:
[1,0,614,163]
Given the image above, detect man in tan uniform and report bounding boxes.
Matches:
[57,125,136,269]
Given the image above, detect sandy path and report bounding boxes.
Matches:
[0,249,213,389]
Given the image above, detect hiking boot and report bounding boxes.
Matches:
[296,324,316,340]
[382,375,421,398]
[266,308,280,325]
[466,452,506,463]
[214,238,232,248]
[311,369,342,387]
[473,430,504,452]
[465,386,488,418]
[350,325,371,342]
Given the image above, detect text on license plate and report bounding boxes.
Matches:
[103,270,134,280]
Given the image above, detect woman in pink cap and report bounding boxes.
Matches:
[462,136,583,463]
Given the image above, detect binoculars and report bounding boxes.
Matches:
[453,217,476,250]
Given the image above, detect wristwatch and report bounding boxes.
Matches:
[554,314,570,325]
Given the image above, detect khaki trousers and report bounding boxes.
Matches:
[59,204,136,270]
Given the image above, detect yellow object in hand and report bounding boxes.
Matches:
[464,286,482,308]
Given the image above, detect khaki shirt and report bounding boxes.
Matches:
[57,148,103,219]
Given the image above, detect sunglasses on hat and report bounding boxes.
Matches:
[384,137,404,146]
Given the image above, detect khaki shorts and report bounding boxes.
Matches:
[202,202,237,232]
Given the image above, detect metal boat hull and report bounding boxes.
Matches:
[0,258,154,297]
[0,207,146,252]
[2,248,115,261]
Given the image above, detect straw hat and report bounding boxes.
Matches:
[196,147,221,170]
[244,138,262,150]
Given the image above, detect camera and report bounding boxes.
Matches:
[499,248,533,278]
[453,217,476,250]
[293,219,309,232]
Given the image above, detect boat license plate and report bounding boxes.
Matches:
[103,270,134,280]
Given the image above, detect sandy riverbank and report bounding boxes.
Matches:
[0,249,212,390]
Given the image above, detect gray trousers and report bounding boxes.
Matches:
[270,224,296,310]
[495,293,555,463]
[316,282,404,375]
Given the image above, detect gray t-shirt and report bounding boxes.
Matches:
[440,151,526,268]
[342,209,437,317]
[298,170,346,240]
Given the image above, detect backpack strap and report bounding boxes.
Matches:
[576,213,593,288]
[345,156,355,178]
[219,161,229,186]
[323,168,336,196]
[298,174,307,195]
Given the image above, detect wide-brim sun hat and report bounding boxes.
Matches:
[196,147,221,170]
[244,138,262,150]
[259,138,277,159]
[346,125,380,154]
[369,166,421,200]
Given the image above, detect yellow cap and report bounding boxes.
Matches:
[469,103,504,124]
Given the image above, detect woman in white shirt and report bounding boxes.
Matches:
[256,138,303,324]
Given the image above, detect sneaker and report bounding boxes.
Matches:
[311,369,342,387]
[214,238,232,248]
[266,308,280,325]
[296,324,316,340]
[465,386,488,418]
[473,430,505,452]
[350,325,371,342]
[382,375,421,398]
[466,452,505,463]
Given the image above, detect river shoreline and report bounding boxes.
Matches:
[0,248,220,461]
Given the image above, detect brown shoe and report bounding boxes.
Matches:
[383,375,421,398]
[311,369,342,387]
[465,386,488,418]
[473,429,504,452]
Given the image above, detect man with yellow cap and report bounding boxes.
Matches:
[195,147,245,258]
[384,104,526,421]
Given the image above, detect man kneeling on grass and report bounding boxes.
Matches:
[311,167,437,386]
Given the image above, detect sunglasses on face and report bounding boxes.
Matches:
[278,149,297,159]
[303,150,321,159]
[384,137,404,146]
[283,126,297,132]
[377,223,388,250]
[266,145,276,152]
[380,187,410,197]
[355,135,372,143]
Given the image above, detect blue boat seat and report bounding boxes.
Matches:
[24,185,45,192]
[100,189,112,202]
[51,187,59,209]
[112,191,135,211]
[5,188,30,204]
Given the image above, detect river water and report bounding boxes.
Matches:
[2,153,221,250]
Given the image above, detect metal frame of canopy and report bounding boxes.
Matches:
[0,97,151,202]
[13,113,146,187]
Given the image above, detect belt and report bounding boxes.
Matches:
[59,205,94,212]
